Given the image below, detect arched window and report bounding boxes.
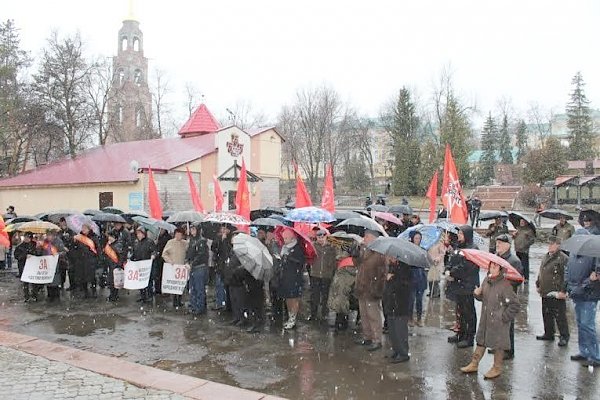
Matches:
[133,37,140,52]
[117,69,125,85]
[121,36,128,51]
[136,108,143,128]
[134,69,142,86]
[118,106,123,125]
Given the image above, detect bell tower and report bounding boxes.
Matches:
[107,12,154,143]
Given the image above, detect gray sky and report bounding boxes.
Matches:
[4,0,600,126]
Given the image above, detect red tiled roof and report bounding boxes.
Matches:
[178,104,221,137]
[0,134,216,188]
[554,175,578,187]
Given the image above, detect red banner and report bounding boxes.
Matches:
[426,170,438,223]
[213,175,224,212]
[321,163,335,212]
[186,167,205,213]
[441,144,468,224]
[294,163,312,208]
[235,158,251,222]
[148,167,163,220]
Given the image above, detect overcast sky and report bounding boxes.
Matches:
[4,0,600,127]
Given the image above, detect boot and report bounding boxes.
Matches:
[284,313,297,330]
[460,346,485,373]
[484,351,504,379]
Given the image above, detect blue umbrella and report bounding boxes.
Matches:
[398,224,442,250]
[285,206,335,223]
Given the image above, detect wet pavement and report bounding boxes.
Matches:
[1,242,599,400]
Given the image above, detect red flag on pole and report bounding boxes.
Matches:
[186,167,205,213]
[0,215,10,248]
[426,170,438,223]
[213,175,224,212]
[235,158,251,222]
[321,163,335,212]
[441,144,468,224]
[294,163,312,208]
[147,167,163,220]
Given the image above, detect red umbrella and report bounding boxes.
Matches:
[274,225,317,261]
[373,211,403,226]
[459,249,524,283]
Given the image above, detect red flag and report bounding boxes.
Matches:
[441,144,468,224]
[235,158,251,221]
[321,163,335,212]
[425,170,438,223]
[0,215,10,248]
[147,167,163,220]
[213,175,224,212]
[294,163,312,208]
[186,167,205,213]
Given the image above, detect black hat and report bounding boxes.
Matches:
[495,234,511,244]
[364,229,382,238]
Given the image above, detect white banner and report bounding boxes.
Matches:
[113,268,124,289]
[20,255,59,284]
[123,259,153,290]
[161,263,189,295]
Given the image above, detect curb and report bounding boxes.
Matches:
[0,330,286,400]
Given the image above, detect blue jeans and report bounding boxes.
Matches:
[215,271,226,308]
[189,266,208,313]
[574,300,600,362]
[409,287,425,320]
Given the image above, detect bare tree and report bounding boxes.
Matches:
[527,102,554,147]
[221,99,268,130]
[32,31,96,157]
[151,68,173,137]
[184,81,202,118]
[87,58,116,145]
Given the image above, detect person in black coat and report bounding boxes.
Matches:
[447,225,480,348]
[383,258,412,363]
[131,227,156,303]
[14,232,38,301]
[152,229,171,295]
[71,224,100,298]
[103,230,126,302]
[278,229,306,330]
[211,225,233,310]
[186,224,209,315]
[223,247,248,326]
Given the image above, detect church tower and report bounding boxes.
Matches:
[107,18,154,143]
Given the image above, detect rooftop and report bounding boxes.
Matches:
[178,104,221,137]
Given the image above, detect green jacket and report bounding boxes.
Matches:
[310,243,337,279]
[486,222,509,253]
[536,251,568,296]
[513,226,535,253]
[552,222,575,242]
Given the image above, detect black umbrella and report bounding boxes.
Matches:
[333,210,362,221]
[250,207,285,221]
[478,211,509,221]
[539,209,573,221]
[578,209,600,227]
[561,234,600,257]
[162,210,175,221]
[508,212,537,235]
[352,209,372,218]
[251,217,285,227]
[101,207,124,215]
[46,209,78,223]
[121,211,149,224]
[6,216,39,224]
[367,237,429,268]
[91,212,127,223]
[285,201,296,209]
[336,217,387,236]
[367,204,389,212]
[83,209,101,216]
[388,205,413,215]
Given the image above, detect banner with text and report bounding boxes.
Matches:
[20,255,59,284]
[161,263,189,295]
[123,259,153,290]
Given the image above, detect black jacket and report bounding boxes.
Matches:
[186,235,209,267]
[383,261,412,317]
[223,252,247,286]
[449,225,480,296]
[131,237,155,261]
[14,241,37,270]
[211,234,233,273]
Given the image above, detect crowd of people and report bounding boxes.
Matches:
[2,204,600,377]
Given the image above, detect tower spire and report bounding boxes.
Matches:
[127,0,135,20]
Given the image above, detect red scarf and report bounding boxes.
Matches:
[104,244,119,264]
[43,242,58,256]
[74,234,97,254]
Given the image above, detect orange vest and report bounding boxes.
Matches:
[104,244,119,264]
[74,234,97,254]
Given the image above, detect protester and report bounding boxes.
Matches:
[309,229,336,321]
[447,225,479,348]
[410,214,421,226]
[513,218,536,282]
[278,228,306,330]
[71,224,100,298]
[241,265,265,333]
[103,230,125,302]
[152,228,171,295]
[162,227,189,308]
[469,195,482,227]
[552,216,575,241]
[535,236,569,346]
[564,230,600,368]
[131,226,155,303]
[354,229,386,351]
[211,224,233,311]
[582,215,600,235]
[485,216,508,254]
[36,230,66,301]
[14,232,38,302]
[383,256,412,363]
[427,231,451,298]
[408,231,427,326]
[223,234,248,327]
[327,241,359,331]
[4,205,17,220]
[460,260,519,379]
[265,230,283,319]
[495,234,524,359]
[185,224,209,315]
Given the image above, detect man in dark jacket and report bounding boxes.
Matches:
[383,257,412,363]
[152,229,171,295]
[354,230,386,351]
[131,227,156,303]
[469,195,482,227]
[186,224,209,315]
[486,217,509,254]
[564,230,600,367]
[496,234,524,359]
[211,224,233,310]
[309,229,337,321]
[14,233,38,301]
[535,236,569,346]
[513,219,536,282]
[447,225,480,348]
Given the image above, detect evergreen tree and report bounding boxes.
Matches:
[418,139,440,193]
[523,136,567,184]
[344,154,369,190]
[498,114,513,164]
[515,119,528,162]
[566,72,596,160]
[439,94,472,185]
[388,87,421,195]
[479,113,498,184]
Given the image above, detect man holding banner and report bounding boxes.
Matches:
[35,230,66,302]
[130,227,156,303]
[14,233,39,302]
[162,228,189,308]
